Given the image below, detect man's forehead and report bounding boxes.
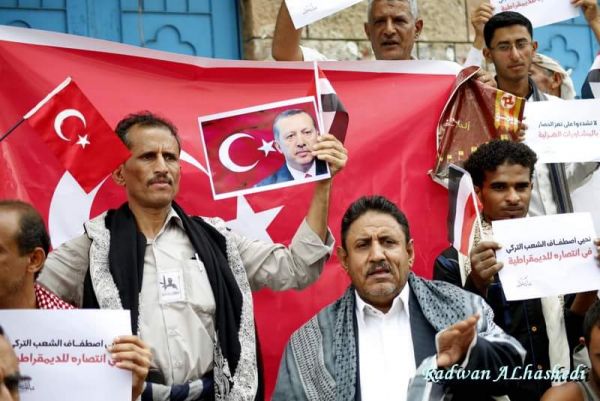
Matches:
[128,125,179,150]
[278,113,314,129]
[483,163,531,183]
[369,0,413,17]
[491,25,531,44]
[0,210,21,240]
[348,212,405,236]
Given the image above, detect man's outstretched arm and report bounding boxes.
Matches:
[272,1,304,61]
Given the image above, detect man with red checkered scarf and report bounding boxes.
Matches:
[0,200,152,401]
[0,200,73,310]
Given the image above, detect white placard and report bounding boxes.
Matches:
[493,213,600,301]
[524,99,600,163]
[491,0,579,28]
[285,0,364,29]
[0,310,132,401]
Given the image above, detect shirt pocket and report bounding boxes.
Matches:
[183,259,216,317]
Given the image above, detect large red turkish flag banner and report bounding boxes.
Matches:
[0,26,459,398]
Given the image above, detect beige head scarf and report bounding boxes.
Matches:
[532,53,576,100]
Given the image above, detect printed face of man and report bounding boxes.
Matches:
[338,211,414,313]
[0,211,29,304]
[475,162,532,222]
[0,336,20,401]
[113,125,181,210]
[364,0,422,60]
[484,25,537,85]
[274,112,319,173]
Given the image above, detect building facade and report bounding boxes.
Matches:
[1,0,598,95]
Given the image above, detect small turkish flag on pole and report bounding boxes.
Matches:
[24,77,131,193]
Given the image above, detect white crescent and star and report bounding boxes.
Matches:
[53,108,91,149]
[257,139,276,157]
[218,133,276,173]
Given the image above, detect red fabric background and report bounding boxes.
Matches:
[0,37,455,398]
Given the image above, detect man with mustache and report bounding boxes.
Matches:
[434,140,600,401]
[274,195,525,401]
[256,109,328,187]
[272,0,422,61]
[38,111,348,401]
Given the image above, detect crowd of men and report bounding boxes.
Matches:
[1,0,600,400]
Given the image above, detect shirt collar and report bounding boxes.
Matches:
[148,207,183,242]
[355,284,410,319]
[287,160,316,181]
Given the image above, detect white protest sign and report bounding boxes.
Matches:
[0,310,131,401]
[524,99,600,163]
[285,0,364,29]
[494,213,600,301]
[491,0,579,28]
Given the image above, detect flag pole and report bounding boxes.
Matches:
[23,76,72,119]
[313,61,325,132]
[470,184,484,239]
[0,76,72,144]
[0,118,25,143]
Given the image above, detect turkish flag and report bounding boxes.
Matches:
[24,77,130,193]
[0,26,459,398]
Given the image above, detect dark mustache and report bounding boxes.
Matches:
[366,262,391,276]
[147,175,172,186]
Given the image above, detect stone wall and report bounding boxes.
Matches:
[241,0,484,63]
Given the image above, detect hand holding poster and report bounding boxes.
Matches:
[490,0,579,28]
[493,213,600,301]
[285,0,363,29]
[0,310,132,401]
[524,98,600,163]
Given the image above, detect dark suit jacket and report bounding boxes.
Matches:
[255,159,327,187]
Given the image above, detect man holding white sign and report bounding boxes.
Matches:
[272,0,422,61]
[0,200,152,401]
[434,140,600,401]
[482,11,599,217]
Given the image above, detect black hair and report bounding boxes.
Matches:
[484,11,533,49]
[0,200,50,279]
[341,195,411,250]
[115,111,181,152]
[464,140,537,188]
[584,300,600,346]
